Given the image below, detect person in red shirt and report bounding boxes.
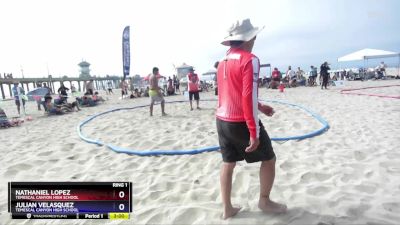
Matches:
[187,67,200,110]
[216,19,287,219]
[270,67,281,89]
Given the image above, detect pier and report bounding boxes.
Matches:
[0,76,122,100]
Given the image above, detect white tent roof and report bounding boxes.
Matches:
[202,69,217,75]
[338,48,400,62]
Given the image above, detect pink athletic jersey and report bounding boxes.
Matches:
[216,48,260,139]
[187,72,199,92]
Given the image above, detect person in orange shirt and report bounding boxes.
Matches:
[187,67,200,110]
[216,18,287,219]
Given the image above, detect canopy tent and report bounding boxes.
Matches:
[337,48,400,77]
[202,69,217,76]
[201,69,217,84]
[338,48,400,62]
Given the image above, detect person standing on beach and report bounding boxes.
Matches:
[320,62,330,89]
[43,83,52,94]
[286,66,296,87]
[216,18,287,220]
[107,81,113,94]
[58,82,69,103]
[149,67,166,116]
[86,79,94,95]
[71,84,77,94]
[376,61,386,79]
[12,82,26,115]
[187,67,200,110]
[120,79,128,98]
[309,66,317,86]
[173,75,180,94]
[270,67,281,89]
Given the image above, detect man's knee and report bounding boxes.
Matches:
[261,157,276,166]
[223,162,236,170]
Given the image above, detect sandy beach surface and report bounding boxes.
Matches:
[0,79,399,225]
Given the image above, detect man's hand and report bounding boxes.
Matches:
[258,104,275,117]
[245,138,260,153]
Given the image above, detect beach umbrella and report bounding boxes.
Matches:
[26,88,50,101]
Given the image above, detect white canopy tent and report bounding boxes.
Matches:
[201,69,217,83]
[202,69,217,76]
[338,48,400,62]
[337,48,400,76]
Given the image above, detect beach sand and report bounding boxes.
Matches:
[0,79,399,225]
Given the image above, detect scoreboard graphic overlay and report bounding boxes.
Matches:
[8,182,132,219]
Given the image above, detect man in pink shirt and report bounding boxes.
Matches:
[187,67,200,110]
[216,19,287,219]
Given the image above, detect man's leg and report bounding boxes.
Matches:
[150,101,154,116]
[16,101,21,115]
[37,101,41,110]
[221,162,241,219]
[22,100,26,113]
[258,158,287,213]
[196,92,200,109]
[161,99,166,116]
[189,100,193,110]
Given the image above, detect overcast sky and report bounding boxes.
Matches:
[1,0,399,78]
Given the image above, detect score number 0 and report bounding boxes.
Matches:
[118,191,125,211]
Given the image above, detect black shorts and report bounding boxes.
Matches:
[15,99,26,106]
[216,119,275,163]
[189,91,199,101]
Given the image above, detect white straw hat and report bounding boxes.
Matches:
[221,18,264,46]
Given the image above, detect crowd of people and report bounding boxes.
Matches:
[0,80,108,124]
[1,67,203,125]
[0,73,14,79]
[118,74,182,100]
[264,60,391,90]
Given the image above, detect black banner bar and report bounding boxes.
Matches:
[8,182,132,218]
[9,182,130,189]
[8,182,11,212]
[129,182,132,212]
[12,213,110,219]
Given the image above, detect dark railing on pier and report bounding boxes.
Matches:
[0,77,122,100]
